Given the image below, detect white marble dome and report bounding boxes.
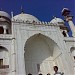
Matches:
[13,13,40,22]
[0,11,10,19]
[50,17,64,25]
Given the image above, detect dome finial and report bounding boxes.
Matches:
[21,5,24,14]
[53,16,57,19]
[53,16,55,18]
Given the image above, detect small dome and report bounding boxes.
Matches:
[50,17,64,25]
[13,13,40,22]
[0,11,10,19]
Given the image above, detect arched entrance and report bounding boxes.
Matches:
[0,46,9,66]
[0,46,9,75]
[70,47,75,73]
[24,34,63,75]
[70,47,75,60]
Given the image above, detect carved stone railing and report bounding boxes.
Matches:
[64,37,75,42]
[0,65,9,75]
[0,34,12,40]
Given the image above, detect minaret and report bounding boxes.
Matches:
[62,8,75,37]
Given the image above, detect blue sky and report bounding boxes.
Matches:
[0,0,74,36]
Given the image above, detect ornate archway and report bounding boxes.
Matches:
[70,47,75,74]
[24,34,63,75]
[0,46,9,66]
[0,46,9,74]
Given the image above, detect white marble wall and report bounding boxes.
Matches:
[12,22,75,75]
[0,21,75,75]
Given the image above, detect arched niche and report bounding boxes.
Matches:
[70,47,75,74]
[24,33,63,75]
[0,46,9,67]
[70,47,75,60]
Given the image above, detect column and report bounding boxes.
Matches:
[16,28,26,75]
[65,16,75,37]
[10,17,16,75]
[74,60,75,75]
[10,38,16,75]
[3,26,7,34]
[65,30,69,37]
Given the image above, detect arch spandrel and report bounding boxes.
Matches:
[23,33,61,50]
[24,33,61,58]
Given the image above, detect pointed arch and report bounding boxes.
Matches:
[24,33,63,75]
[0,46,9,69]
[24,33,60,50]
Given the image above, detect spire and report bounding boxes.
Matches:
[21,6,24,14]
[11,11,14,21]
[53,16,55,18]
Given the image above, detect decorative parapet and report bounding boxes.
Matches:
[0,65,9,69]
[0,34,12,40]
[12,18,59,27]
[64,37,75,42]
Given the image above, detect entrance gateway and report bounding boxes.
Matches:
[24,34,63,75]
